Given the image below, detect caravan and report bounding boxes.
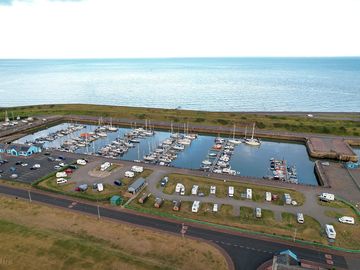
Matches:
[246,188,252,199]
[191,185,199,195]
[192,201,200,213]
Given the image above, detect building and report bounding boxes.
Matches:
[0,143,42,157]
[128,177,145,194]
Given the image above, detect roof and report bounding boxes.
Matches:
[128,177,145,191]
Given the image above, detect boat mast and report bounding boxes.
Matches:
[251,123,255,140]
[244,126,247,139]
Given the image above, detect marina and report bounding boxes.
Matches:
[14,122,318,185]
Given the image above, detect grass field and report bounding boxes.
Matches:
[36,168,153,202]
[2,104,360,136]
[161,173,305,206]
[129,195,328,245]
[0,196,228,270]
[130,191,360,249]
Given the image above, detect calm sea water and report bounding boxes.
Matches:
[1,58,360,112]
[15,123,318,185]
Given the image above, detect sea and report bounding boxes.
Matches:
[0,57,360,112]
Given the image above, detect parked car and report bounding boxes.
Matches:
[15,161,23,165]
[77,159,87,165]
[160,177,169,187]
[0,170,3,173]
[198,192,205,197]
[114,180,122,186]
[10,174,18,179]
[21,163,28,167]
[58,156,65,160]
[56,178,67,184]
[54,165,61,170]
[44,152,51,156]
[69,165,78,169]
[59,162,65,167]
[338,216,355,225]
[48,157,55,161]
[33,164,41,168]
[93,183,98,189]
[10,167,16,172]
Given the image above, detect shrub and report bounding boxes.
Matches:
[217,119,229,125]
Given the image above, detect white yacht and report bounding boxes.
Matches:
[228,124,242,145]
[245,123,261,146]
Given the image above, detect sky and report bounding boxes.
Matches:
[0,0,359,58]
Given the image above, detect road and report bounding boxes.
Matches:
[0,184,350,270]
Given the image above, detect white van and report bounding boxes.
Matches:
[97,183,104,192]
[338,216,355,225]
[77,159,87,165]
[56,172,67,178]
[265,192,272,202]
[125,171,135,178]
[192,201,200,213]
[56,178,67,184]
[213,203,218,212]
[246,188,252,199]
[191,185,199,195]
[228,186,234,197]
[131,166,144,173]
[297,213,304,224]
[325,224,336,239]
[319,193,335,202]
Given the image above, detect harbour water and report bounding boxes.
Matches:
[1,58,360,112]
[15,123,318,185]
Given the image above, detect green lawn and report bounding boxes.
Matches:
[2,104,360,136]
[162,173,305,205]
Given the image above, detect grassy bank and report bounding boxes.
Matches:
[2,104,360,136]
[0,196,228,270]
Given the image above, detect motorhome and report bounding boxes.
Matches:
[297,213,304,224]
[255,207,262,218]
[213,203,218,212]
[338,216,355,225]
[246,188,252,199]
[191,185,199,195]
[325,224,336,239]
[228,186,234,197]
[131,166,144,173]
[210,185,216,195]
[319,193,335,202]
[125,171,135,178]
[192,201,200,213]
[100,162,111,171]
[284,193,292,205]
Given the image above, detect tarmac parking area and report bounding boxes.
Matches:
[0,151,76,184]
